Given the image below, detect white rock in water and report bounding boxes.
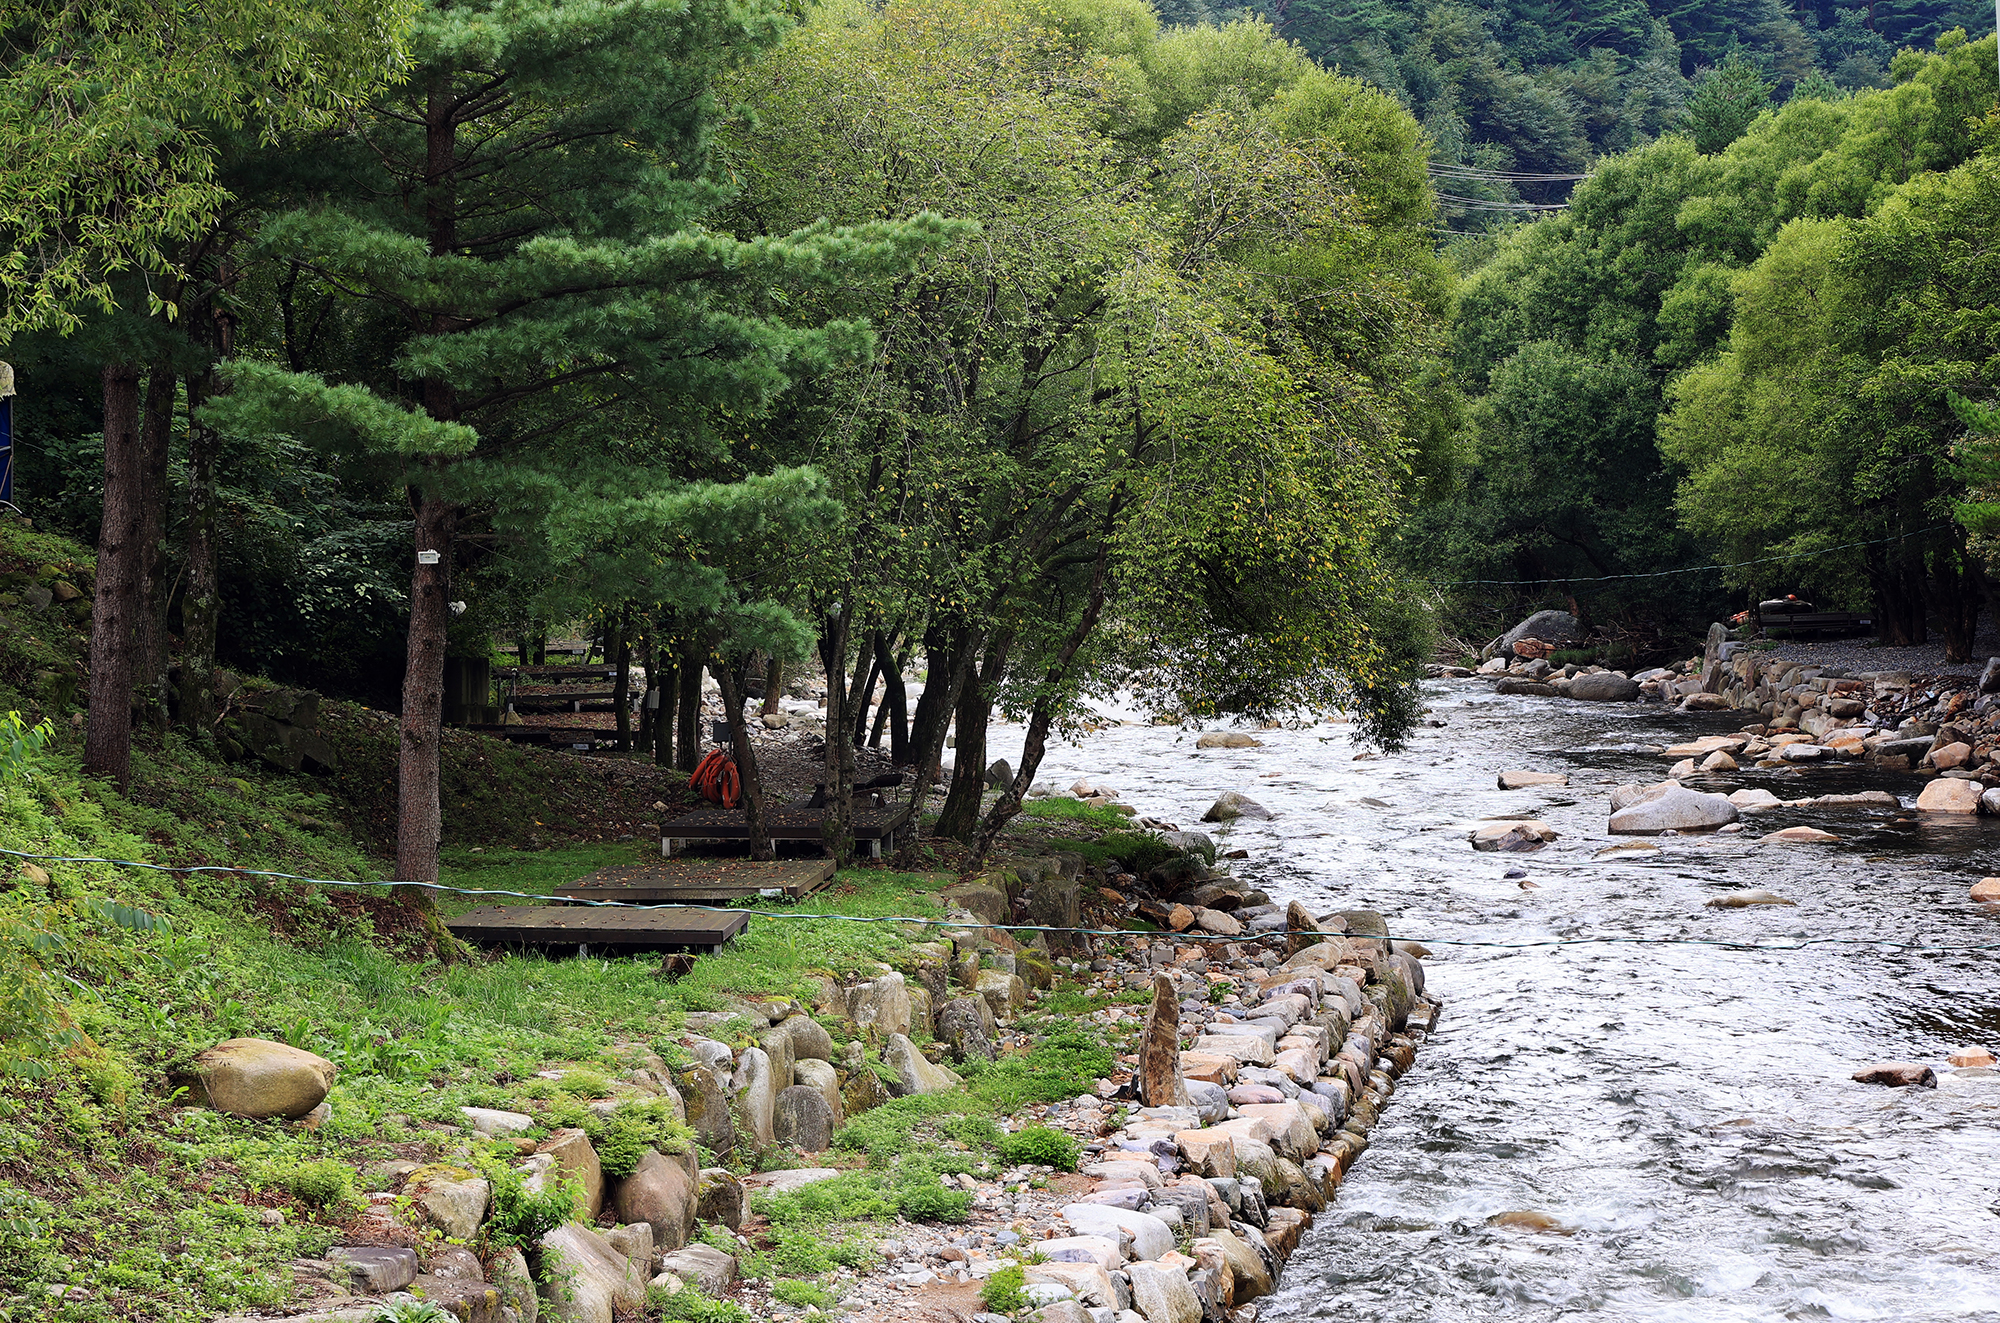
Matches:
[1699,750,1738,772]
[1728,788,1783,810]
[1668,758,1696,778]
[1592,841,1660,860]
[1705,889,1796,907]
[1759,826,1838,844]
[1497,770,1568,789]
[1611,780,1678,810]
[1917,778,1983,814]
[1607,784,1738,835]
[1778,744,1831,762]
[1196,731,1263,749]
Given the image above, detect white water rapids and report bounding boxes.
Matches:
[990,682,2000,1323]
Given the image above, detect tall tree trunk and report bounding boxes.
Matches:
[84,362,143,787]
[1931,535,1983,665]
[178,363,224,737]
[133,362,176,742]
[873,631,909,761]
[713,648,772,860]
[761,657,783,717]
[676,637,701,772]
[396,488,457,885]
[902,626,979,841]
[636,631,655,753]
[971,539,1114,867]
[850,642,880,747]
[655,642,679,767]
[612,609,632,752]
[935,635,1010,842]
[819,614,856,864]
[394,79,466,903]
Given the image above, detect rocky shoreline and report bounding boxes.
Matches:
[195,804,1432,1323]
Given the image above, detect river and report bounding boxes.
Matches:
[1008,681,2000,1323]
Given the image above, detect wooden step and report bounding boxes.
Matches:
[446,904,747,952]
[559,858,835,904]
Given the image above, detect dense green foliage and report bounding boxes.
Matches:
[1414,32,2000,651]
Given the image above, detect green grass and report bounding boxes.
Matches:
[1017,798,1131,830]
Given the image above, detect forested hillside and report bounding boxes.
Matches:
[1162,0,1997,224]
[1411,30,2000,655]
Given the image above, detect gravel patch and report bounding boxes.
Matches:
[1755,630,2000,678]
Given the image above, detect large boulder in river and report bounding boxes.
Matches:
[1606,784,1738,835]
[1916,778,1983,814]
[1203,791,1273,823]
[1496,610,1583,658]
[1568,672,1639,702]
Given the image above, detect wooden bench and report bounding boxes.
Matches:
[661,801,915,859]
[1757,611,1872,637]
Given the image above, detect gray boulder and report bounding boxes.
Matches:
[1498,610,1583,657]
[677,1065,735,1157]
[1567,671,1639,702]
[883,1032,963,1095]
[1202,791,1274,823]
[1159,830,1217,864]
[695,1168,745,1230]
[184,1038,337,1119]
[1607,783,1739,835]
[612,1149,696,1252]
[936,995,998,1063]
[730,1047,777,1147]
[792,1058,846,1126]
[537,1222,645,1323]
[657,1243,738,1295]
[773,1084,834,1153]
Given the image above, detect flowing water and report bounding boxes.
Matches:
[1006,682,2000,1323]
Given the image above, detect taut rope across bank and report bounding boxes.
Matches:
[8,845,1998,955]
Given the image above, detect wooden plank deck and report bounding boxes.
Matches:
[661,801,915,858]
[558,858,835,904]
[446,904,747,952]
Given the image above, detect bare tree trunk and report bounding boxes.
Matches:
[655,643,679,767]
[84,361,143,787]
[820,614,856,864]
[872,631,908,760]
[971,541,1113,866]
[850,642,880,747]
[395,488,457,885]
[636,631,655,753]
[713,649,772,860]
[761,656,783,717]
[133,362,176,742]
[612,608,632,752]
[178,364,222,736]
[935,635,1010,842]
[902,627,979,846]
[676,637,701,771]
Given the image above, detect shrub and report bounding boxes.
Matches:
[373,1301,455,1323]
[481,1161,580,1247]
[283,1160,357,1210]
[966,1026,1113,1111]
[829,1093,974,1166]
[940,1113,1001,1150]
[582,1098,693,1179]
[997,1125,1080,1171]
[754,1171,894,1227]
[1071,830,1176,873]
[772,1279,837,1308]
[888,1156,972,1223]
[649,1285,756,1323]
[981,1263,1027,1313]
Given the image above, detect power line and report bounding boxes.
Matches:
[9,845,2000,955]
[1428,166,1591,182]
[1426,524,1951,587]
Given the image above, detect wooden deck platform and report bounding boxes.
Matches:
[445,904,747,953]
[661,801,915,858]
[558,858,835,904]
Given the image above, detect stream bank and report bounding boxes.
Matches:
[1019,683,2000,1323]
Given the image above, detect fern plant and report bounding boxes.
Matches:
[0,711,53,784]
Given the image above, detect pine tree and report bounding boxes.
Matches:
[222,0,943,888]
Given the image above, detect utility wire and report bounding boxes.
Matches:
[9,845,2000,956]
[1426,524,1951,587]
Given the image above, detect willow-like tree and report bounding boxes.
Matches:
[724,0,1445,864]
